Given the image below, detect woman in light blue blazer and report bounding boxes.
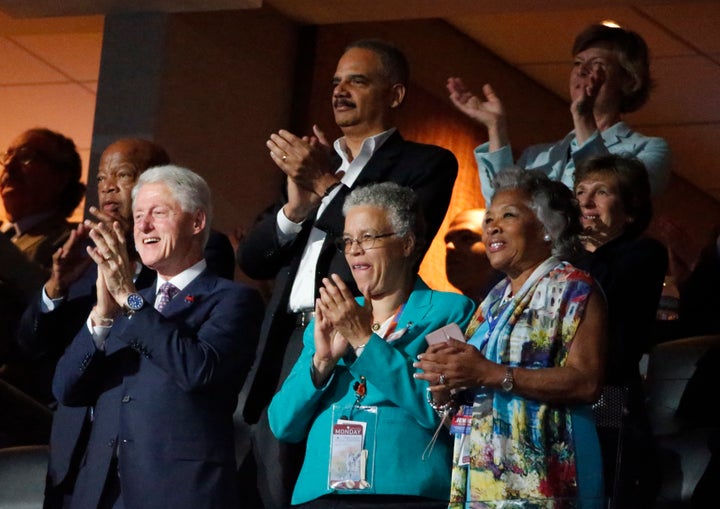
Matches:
[268,182,475,508]
[447,24,670,203]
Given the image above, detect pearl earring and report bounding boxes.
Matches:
[543,233,552,242]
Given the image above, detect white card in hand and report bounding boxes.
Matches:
[425,323,465,345]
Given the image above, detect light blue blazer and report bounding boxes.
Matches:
[268,278,475,505]
[475,121,671,203]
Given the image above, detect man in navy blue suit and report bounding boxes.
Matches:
[12,138,236,508]
[52,165,262,509]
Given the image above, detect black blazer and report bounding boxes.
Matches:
[576,233,667,387]
[238,131,458,422]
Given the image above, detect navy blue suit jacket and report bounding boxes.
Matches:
[52,269,262,509]
[14,230,234,500]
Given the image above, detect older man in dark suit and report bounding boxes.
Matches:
[0,128,85,382]
[11,138,236,508]
[238,39,458,508]
[52,165,262,509]
[0,128,86,269]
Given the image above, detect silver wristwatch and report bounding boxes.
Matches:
[501,367,515,392]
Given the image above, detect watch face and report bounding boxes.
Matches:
[126,293,144,311]
[501,369,514,392]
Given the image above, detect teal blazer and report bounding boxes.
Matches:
[268,278,475,505]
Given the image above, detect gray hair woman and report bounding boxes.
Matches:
[415,168,607,507]
[269,182,475,508]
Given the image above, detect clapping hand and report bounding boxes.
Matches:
[317,274,372,349]
[270,125,341,222]
[447,77,509,150]
[570,62,605,118]
[85,220,136,312]
[311,299,350,385]
[45,223,92,299]
[267,125,338,196]
[88,204,132,237]
[447,78,505,129]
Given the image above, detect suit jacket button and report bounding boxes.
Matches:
[121,395,132,403]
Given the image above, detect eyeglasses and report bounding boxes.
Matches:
[0,147,50,168]
[335,232,396,253]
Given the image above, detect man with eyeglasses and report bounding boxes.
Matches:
[0,128,85,408]
[237,39,458,508]
[0,128,85,268]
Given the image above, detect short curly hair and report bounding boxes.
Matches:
[343,182,425,257]
[573,24,652,113]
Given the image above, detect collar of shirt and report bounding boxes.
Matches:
[333,127,396,188]
[154,258,207,294]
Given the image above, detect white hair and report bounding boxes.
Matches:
[132,164,212,246]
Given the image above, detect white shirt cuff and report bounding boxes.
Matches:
[86,316,112,350]
[276,207,304,245]
[41,286,65,313]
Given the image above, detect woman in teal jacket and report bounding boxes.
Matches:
[269,182,475,508]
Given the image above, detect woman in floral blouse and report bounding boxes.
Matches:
[415,168,607,508]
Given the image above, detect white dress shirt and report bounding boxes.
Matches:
[276,128,396,312]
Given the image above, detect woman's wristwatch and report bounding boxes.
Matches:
[501,367,515,392]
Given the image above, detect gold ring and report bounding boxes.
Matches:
[281,155,287,162]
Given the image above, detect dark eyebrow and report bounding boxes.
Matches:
[334,73,370,82]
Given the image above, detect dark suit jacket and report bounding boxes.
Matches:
[52,269,263,509]
[576,233,667,388]
[12,231,234,502]
[0,215,68,366]
[238,131,458,423]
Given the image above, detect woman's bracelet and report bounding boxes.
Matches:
[426,388,458,416]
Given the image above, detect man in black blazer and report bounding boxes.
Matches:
[52,165,262,509]
[237,39,458,508]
